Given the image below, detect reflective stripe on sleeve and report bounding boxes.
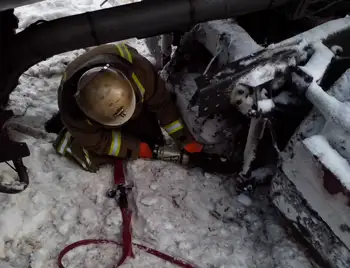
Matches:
[115,43,145,102]
[82,148,91,165]
[122,43,132,63]
[131,73,145,101]
[57,131,72,155]
[66,147,88,170]
[163,119,184,135]
[62,72,67,82]
[116,44,125,59]
[116,43,132,63]
[108,131,122,156]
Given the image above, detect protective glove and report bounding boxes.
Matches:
[139,142,153,158]
[184,142,203,153]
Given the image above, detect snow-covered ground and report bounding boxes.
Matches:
[0,1,317,267]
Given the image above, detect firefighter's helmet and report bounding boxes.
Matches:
[75,65,136,126]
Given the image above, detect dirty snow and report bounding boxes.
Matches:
[0,1,317,268]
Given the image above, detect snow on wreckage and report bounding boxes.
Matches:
[1,1,350,268]
[162,13,350,268]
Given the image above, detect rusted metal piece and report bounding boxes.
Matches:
[322,164,346,195]
[315,157,350,207]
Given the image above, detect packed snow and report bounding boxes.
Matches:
[0,1,318,267]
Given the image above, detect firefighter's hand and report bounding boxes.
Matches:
[183,141,203,153]
[139,142,153,158]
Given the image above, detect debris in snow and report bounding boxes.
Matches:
[140,196,159,206]
[149,183,159,191]
[303,135,350,190]
[0,169,17,186]
[0,166,26,191]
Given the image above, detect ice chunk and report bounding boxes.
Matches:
[140,196,158,206]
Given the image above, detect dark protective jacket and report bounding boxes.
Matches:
[53,43,193,171]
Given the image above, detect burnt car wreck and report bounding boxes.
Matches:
[0,0,350,267]
[162,16,350,267]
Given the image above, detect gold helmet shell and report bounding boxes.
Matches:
[75,65,136,126]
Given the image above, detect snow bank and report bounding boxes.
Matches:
[14,0,139,31]
[0,1,316,267]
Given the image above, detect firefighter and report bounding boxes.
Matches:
[52,42,203,172]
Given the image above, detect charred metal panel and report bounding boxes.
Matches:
[272,68,350,266]
[271,171,350,268]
